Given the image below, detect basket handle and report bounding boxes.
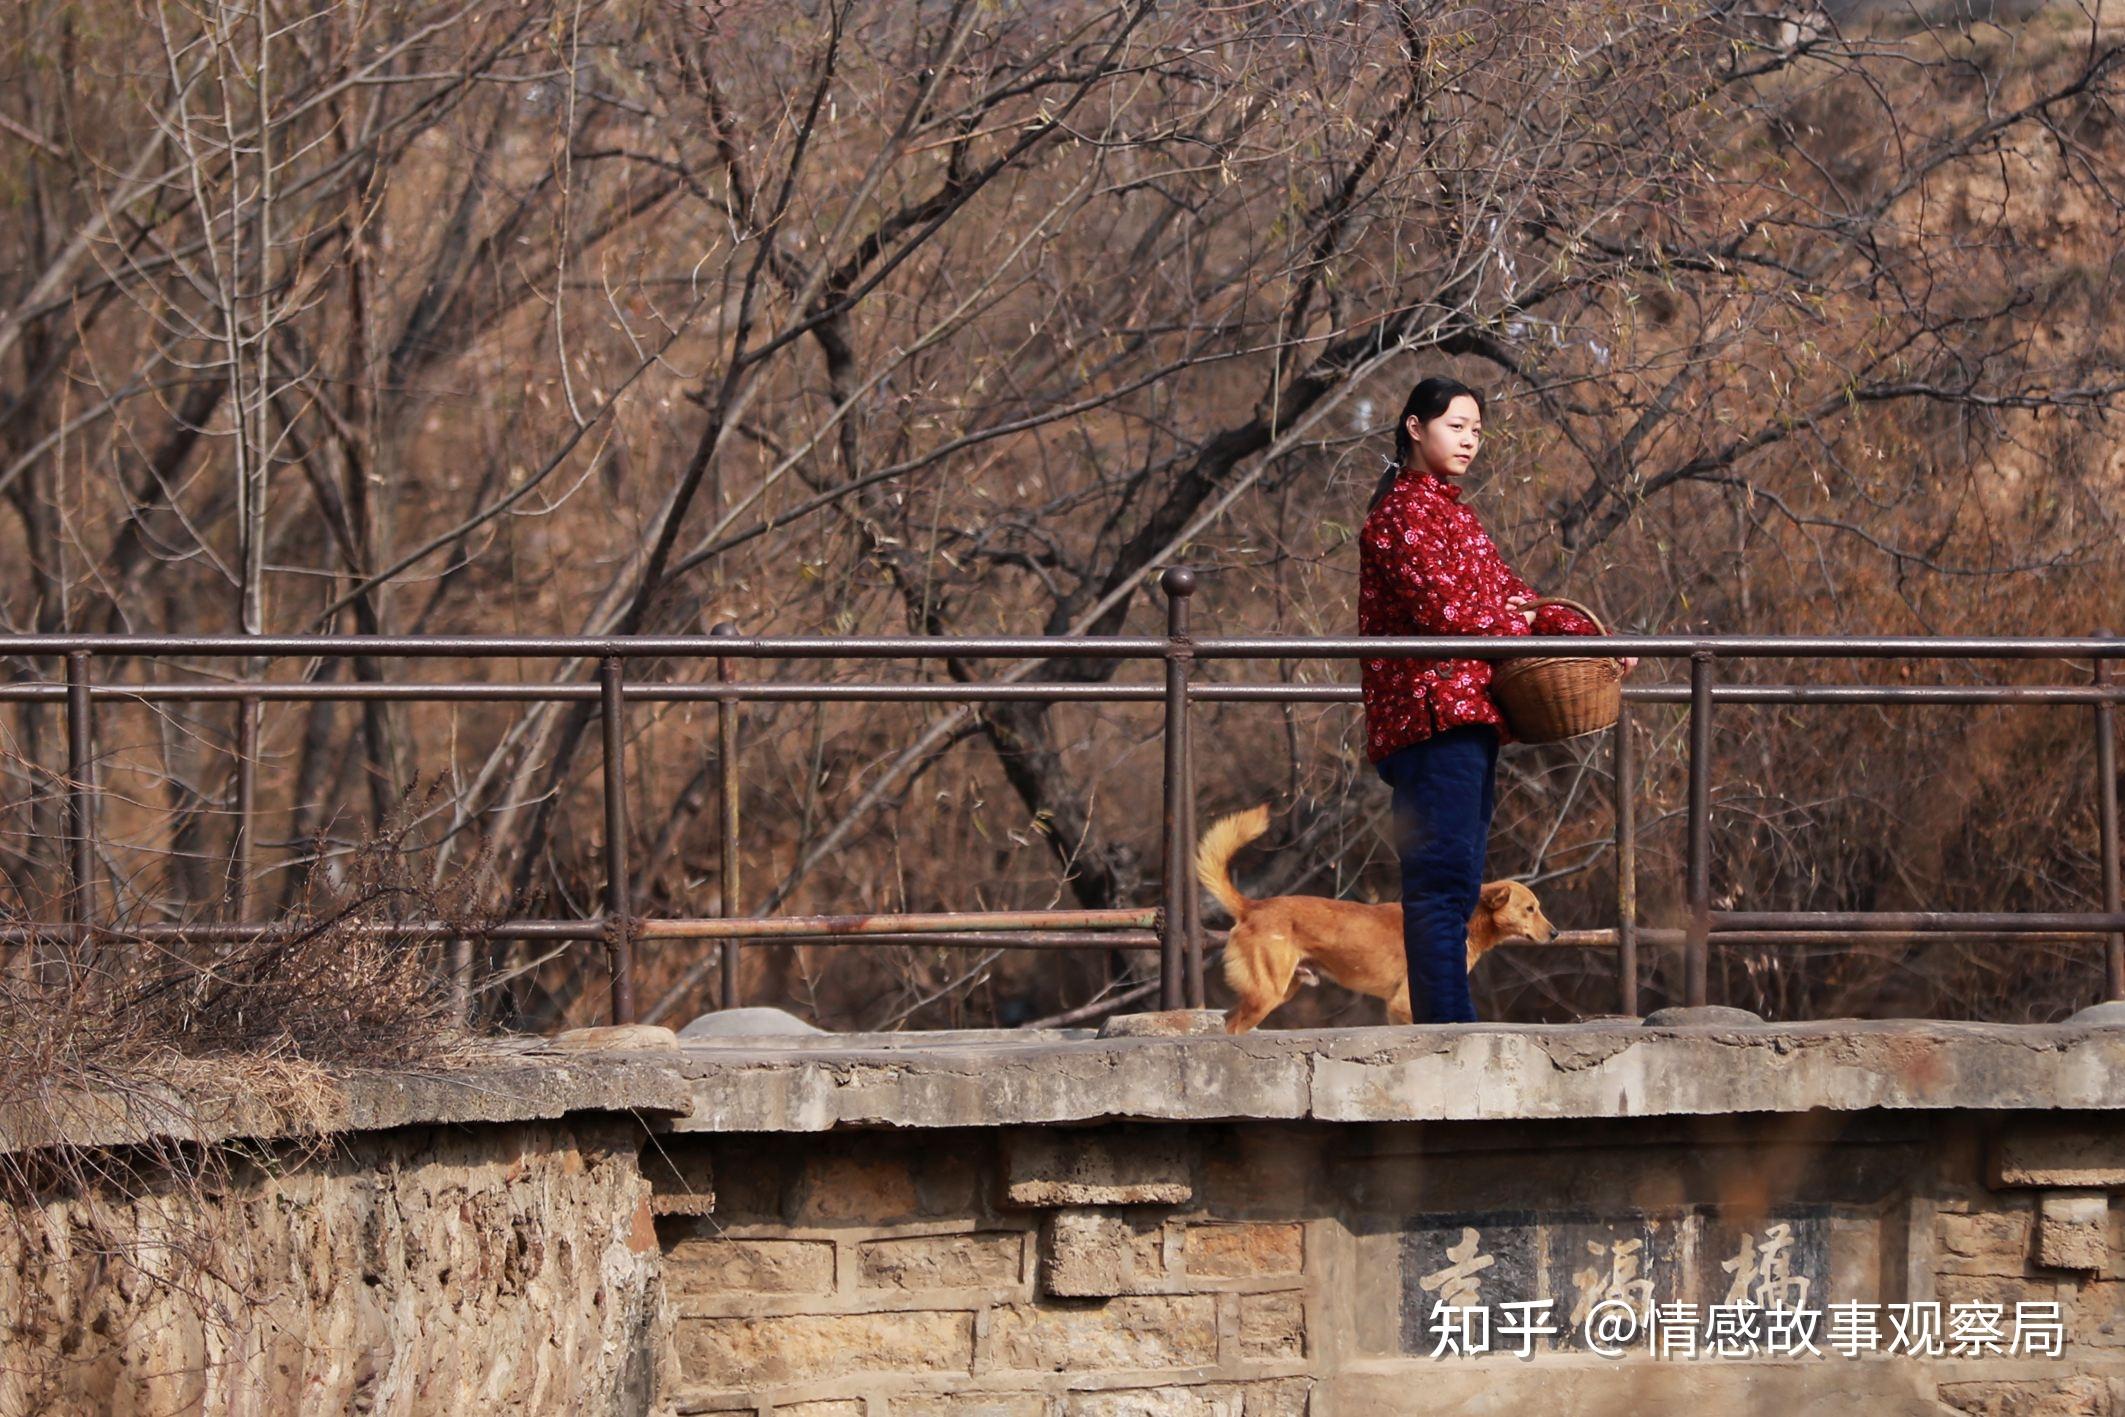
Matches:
[1524,595,1609,636]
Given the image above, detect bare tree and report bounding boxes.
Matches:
[2,0,2119,1027]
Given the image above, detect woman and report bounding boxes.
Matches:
[1358,376,1606,1024]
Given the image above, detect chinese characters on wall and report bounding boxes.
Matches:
[1401,1206,2052,1361]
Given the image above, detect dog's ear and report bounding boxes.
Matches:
[1478,881,1513,910]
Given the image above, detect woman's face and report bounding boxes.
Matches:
[1407,395,1483,478]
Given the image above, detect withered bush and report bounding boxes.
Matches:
[1,780,498,1136]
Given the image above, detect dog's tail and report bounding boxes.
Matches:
[1195,803,1271,923]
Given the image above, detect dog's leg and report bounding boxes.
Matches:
[1226,955,1290,1034]
[1222,925,1273,1035]
[1249,933,1311,1030]
[1223,927,1307,1035]
[1224,995,1280,1035]
[1386,981,1413,1027]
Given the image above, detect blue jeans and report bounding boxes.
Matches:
[1375,726,1500,1024]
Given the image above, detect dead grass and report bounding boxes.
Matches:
[2,781,498,1127]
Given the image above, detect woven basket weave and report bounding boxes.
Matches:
[1490,596,1624,743]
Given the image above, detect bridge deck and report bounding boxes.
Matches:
[13,1016,2125,1157]
[661,1015,2125,1133]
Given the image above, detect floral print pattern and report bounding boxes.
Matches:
[1359,469,1598,762]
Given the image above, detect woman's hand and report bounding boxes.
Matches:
[1517,590,1635,669]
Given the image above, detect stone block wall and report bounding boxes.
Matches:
[656,1130,1314,1415]
[653,1115,2125,1416]
[0,1119,668,1416]
[13,1060,2125,1415]
[1928,1123,2125,1416]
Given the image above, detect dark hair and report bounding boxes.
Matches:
[1391,376,1485,467]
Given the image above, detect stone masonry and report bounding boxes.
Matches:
[646,1018,2125,1416]
[1,1118,670,1416]
[9,1018,2125,1414]
[649,1111,2125,1415]
[655,1127,1312,1415]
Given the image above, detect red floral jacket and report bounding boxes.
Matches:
[1359,469,1598,762]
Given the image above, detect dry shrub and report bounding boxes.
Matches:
[2,780,494,1109]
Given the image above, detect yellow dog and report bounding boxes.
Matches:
[1197,804,1556,1033]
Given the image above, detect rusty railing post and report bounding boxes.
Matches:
[600,656,636,1024]
[228,694,259,922]
[1686,650,1714,1009]
[1613,701,1639,1016]
[2096,637,2121,1001]
[713,621,744,1011]
[1159,567,1197,1011]
[1182,688,1203,1009]
[65,652,98,964]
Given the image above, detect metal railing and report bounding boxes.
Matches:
[2,568,2120,1026]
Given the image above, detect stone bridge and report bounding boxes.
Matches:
[11,1012,2125,1414]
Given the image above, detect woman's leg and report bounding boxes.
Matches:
[1476,729,1500,845]
[1378,727,1498,1024]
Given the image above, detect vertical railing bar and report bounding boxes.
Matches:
[713,621,743,1012]
[1613,702,1639,1017]
[229,693,259,922]
[1181,652,1204,1010]
[600,655,636,1024]
[1158,567,1197,1012]
[1686,649,1714,1009]
[2094,637,2121,1001]
[65,652,98,979]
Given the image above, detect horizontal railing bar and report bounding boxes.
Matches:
[0,916,1155,946]
[0,924,1156,950]
[1532,928,2118,948]
[1620,685,2125,705]
[1714,911,2125,932]
[1711,930,2118,944]
[4,635,1172,659]
[633,908,1159,939]
[1194,636,2125,661]
[1,681,2119,707]
[0,921,608,945]
[1191,684,2125,705]
[4,921,2112,950]
[2,633,2120,661]
[0,909,1156,943]
[0,682,1173,704]
[683,930,1162,949]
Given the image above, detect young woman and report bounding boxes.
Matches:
[1358,376,1606,1024]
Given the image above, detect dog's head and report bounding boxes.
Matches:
[1467,880,1556,967]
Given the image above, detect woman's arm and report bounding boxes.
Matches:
[1364,504,1530,636]
[1527,601,1598,636]
[1507,592,1635,671]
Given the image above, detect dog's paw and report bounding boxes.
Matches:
[1294,966,1320,987]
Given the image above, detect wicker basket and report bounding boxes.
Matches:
[1489,596,1625,743]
